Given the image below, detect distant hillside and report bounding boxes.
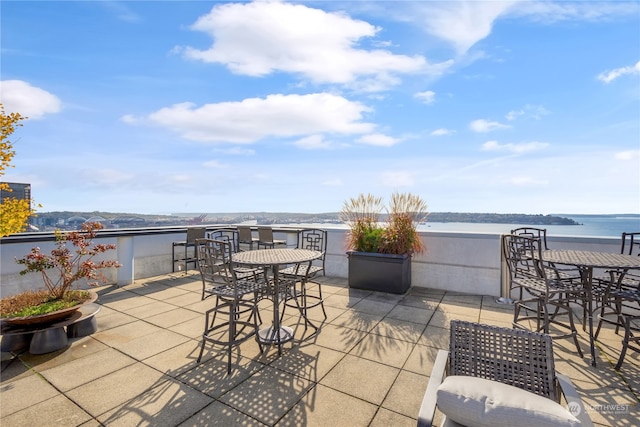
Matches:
[31,210,581,230]
[190,212,580,226]
[424,212,580,225]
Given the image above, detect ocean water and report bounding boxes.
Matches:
[417,215,640,238]
[282,215,640,238]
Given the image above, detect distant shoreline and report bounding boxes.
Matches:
[32,211,583,227]
[26,211,640,237]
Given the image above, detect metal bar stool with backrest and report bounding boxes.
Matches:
[237,226,259,251]
[595,268,640,370]
[418,320,593,427]
[503,234,584,357]
[511,227,549,249]
[594,231,640,341]
[511,226,582,281]
[592,232,640,326]
[621,231,640,256]
[257,226,287,249]
[201,228,258,300]
[172,227,206,272]
[195,238,267,375]
[594,232,640,370]
[198,230,264,331]
[208,227,261,282]
[511,227,587,329]
[207,228,240,253]
[504,230,546,302]
[280,228,328,330]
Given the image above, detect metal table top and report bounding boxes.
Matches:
[542,250,640,270]
[232,248,321,266]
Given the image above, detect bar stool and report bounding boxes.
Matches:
[195,238,267,374]
[172,227,206,272]
[503,234,584,357]
[281,228,328,330]
[237,226,259,250]
[257,227,286,249]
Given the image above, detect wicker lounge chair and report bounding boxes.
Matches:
[418,320,592,427]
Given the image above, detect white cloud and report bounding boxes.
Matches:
[143,93,375,143]
[399,1,638,55]
[216,147,256,156]
[431,128,455,136]
[120,114,138,124]
[100,1,141,23]
[169,174,193,185]
[598,61,640,83]
[509,176,549,186]
[614,149,640,161]
[202,160,229,169]
[411,1,518,54]
[505,110,524,121]
[322,178,343,186]
[470,119,511,133]
[414,90,436,104]
[482,140,549,153]
[380,171,414,187]
[85,168,134,186]
[180,1,442,91]
[511,1,640,24]
[295,135,332,150]
[356,133,400,147]
[0,80,61,119]
[505,104,550,121]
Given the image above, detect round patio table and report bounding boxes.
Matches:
[542,250,640,366]
[232,248,321,354]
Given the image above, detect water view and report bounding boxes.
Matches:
[284,215,640,239]
[417,215,640,238]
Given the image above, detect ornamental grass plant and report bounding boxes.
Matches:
[340,192,428,255]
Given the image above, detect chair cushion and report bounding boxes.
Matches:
[436,375,580,427]
[440,417,466,427]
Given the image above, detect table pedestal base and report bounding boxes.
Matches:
[258,326,293,345]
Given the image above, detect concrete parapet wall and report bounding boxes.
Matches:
[0,226,622,298]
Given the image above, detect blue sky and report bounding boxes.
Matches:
[1,1,639,215]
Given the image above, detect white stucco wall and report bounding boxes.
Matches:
[0,227,621,298]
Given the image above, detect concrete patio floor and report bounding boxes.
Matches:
[1,273,638,426]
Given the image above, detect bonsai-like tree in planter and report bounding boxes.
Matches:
[340,192,428,293]
[1,222,121,321]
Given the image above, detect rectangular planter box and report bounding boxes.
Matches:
[347,251,411,294]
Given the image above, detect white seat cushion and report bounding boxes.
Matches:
[436,375,581,427]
